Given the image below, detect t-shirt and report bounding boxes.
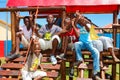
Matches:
[23,53,42,71]
[77,24,91,43]
[20,25,32,41]
[38,24,62,38]
[60,28,78,43]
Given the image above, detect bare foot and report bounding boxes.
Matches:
[113,57,120,62]
[100,61,103,68]
[49,78,54,80]
[34,76,42,80]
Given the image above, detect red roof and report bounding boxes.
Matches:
[6,0,120,6]
[103,24,112,28]
[6,0,120,13]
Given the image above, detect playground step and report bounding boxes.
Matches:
[1,63,61,70]
[76,77,109,80]
[0,70,59,78]
[0,78,18,80]
[78,63,108,70]
[76,78,92,80]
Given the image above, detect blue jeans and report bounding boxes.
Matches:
[74,41,100,74]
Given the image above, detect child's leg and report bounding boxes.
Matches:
[21,69,32,80]
[56,36,68,60]
[99,36,120,62]
[32,70,47,79]
[108,48,120,62]
[5,53,21,61]
[61,37,65,52]
[15,35,21,54]
[5,36,21,61]
[63,36,69,54]
[34,76,42,80]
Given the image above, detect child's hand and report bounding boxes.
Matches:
[40,64,45,71]
[16,31,24,37]
[61,29,68,33]
[75,10,80,16]
[75,10,83,19]
[41,67,44,71]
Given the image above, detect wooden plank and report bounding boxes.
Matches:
[42,57,62,63]
[84,58,93,62]
[12,57,25,62]
[11,12,16,51]
[1,63,23,69]
[1,63,60,70]
[0,70,20,76]
[78,63,108,70]
[81,47,120,56]
[0,70,58,78]
[46,71,59,78]
[102,51,119,56]
[0,7,66,12]
[76,78,92,80]
[41,64,60,70]
[0,78,19,80]
[82,51,91,55]
[76,78,109,80]
[78,63,92,69]
[113,11,118,47]
[12,57,59,63]
[103,59,120,64]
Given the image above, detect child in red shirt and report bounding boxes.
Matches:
[56,15,79,59]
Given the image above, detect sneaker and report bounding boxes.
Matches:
[50,55,57,65]
[5,53,21,62]
[56,53,66,60]
[92,72,101,80]
[105,73,112,80]
[73,60,84,66]
[69,68,74,78]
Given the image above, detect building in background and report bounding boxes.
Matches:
[0,20,11,57]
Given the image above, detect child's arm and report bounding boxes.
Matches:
[39,64,44,71]
[39,54,44,71]
[72,18,80,38]
[61,11,66,28]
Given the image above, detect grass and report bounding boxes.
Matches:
[0,57,120,80]
[0,57,6,65]
[105,64,120,80]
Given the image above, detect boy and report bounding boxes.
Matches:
[69,11,101,80]
[56,15,79,59]
[6,16,33,61]
[37,14,66,65]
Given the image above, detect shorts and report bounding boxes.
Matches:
[38,35,61,50]
[99,36,113,50]
[21,69,47,80]
[92,40,103,52]
[21,35,29,48]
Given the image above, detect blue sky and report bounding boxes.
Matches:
[0,0,120,27]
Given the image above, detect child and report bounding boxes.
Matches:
[56,15,79,60]
[87,17,120,62]
[69,11,101,80]
[5,16,33,62]
[21,39,47,80]
[5,23,41,62]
